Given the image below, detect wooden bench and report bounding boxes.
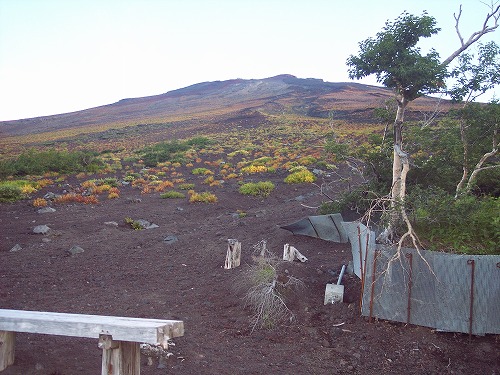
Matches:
[0,309,184,375]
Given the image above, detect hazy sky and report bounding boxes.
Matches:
[0,0,499,121]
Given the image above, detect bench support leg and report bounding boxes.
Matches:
[99,335,140,375]
[0,331,15,371]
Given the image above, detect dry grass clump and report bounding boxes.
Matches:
[238,240,303,332]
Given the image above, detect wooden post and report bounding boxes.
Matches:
[283,244,294,261]
[99,335,140,375]
[0,331,15,371]
[224,239,241,269]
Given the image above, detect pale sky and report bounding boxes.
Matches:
[0,0,498,121]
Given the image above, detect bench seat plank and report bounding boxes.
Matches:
[0,310,183,344]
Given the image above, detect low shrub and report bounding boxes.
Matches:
[408,187,499,255]
[53,193,99,205]
[284,169,316,184]
[0,149,103,178]
[177,183,195,190]
[154,181,175,192]
[0,185,22,202]
[32,198,48,207]
[0,180,38,202]
[160,191,185,199]
[241,165,268,174]
[188,191,218,203]
[239,181,275,197]
[192,168,213,175]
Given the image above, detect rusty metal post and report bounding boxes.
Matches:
[358,225,365,314]
[405,253,413,325]
[467,259,475,341]
[369,250,379,323]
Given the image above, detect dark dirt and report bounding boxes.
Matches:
[1,167,499,375]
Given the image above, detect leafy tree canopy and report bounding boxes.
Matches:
[346,12,448,101]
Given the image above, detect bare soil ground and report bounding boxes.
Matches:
[1,166,499,375]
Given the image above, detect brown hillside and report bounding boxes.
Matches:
[0,74,452,141]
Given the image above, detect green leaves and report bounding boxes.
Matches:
[449,41,500,102]
[346,11,446,101]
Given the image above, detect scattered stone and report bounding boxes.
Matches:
[43,192,58,200]
[163,235,179,244]
[312,168,324,175]
[104,221,119,227]
[255,210,267,218]
[126,198,142,204]
[33,225,50,235]
[136,219,159,230]
[10,244,22,252]
[66,246,84,256]
[37,207,56,214]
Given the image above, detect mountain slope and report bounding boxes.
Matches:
[0,74,448,140]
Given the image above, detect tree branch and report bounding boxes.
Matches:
[442,3,500,67]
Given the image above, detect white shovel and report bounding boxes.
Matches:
[324,264,346,304]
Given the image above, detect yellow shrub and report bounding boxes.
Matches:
[241,165,268,174]
[21,185,37,195]
[154,181,174,192]
[284,170,316,184]
[189,191,218,203]
[33,198,48,207]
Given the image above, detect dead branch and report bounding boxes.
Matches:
[442,2,500,67]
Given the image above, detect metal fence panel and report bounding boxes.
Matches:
[282,216,499,335]
[361,245,500,335]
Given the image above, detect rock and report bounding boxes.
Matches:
[43,192,58,200]
[37,207,56,214]
[163,235,179,244]
[42,238,51,243]
[126,197,142,203]
[10,244,22,252]
[67,246,84,256]
[136,219,159,229]
[33,225,50,235]
[104,221,119,227]
[176,207,184,211]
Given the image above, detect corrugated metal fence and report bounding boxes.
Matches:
[342,221,500,336]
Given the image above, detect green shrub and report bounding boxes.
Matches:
[0,149,103,179]
[139,137,212,167]
[160,191,185,199]
[408,187,499,254]
[192,168,213,175]
[239,181,275,197]
[284,169,316,184]
[177,183,195,190]
[124,217,143,230]
[0,185,22,202]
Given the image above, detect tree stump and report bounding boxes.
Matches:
[224,239,241,269]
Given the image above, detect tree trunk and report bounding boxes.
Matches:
[386,97,410,241]
[455,119,469,198]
